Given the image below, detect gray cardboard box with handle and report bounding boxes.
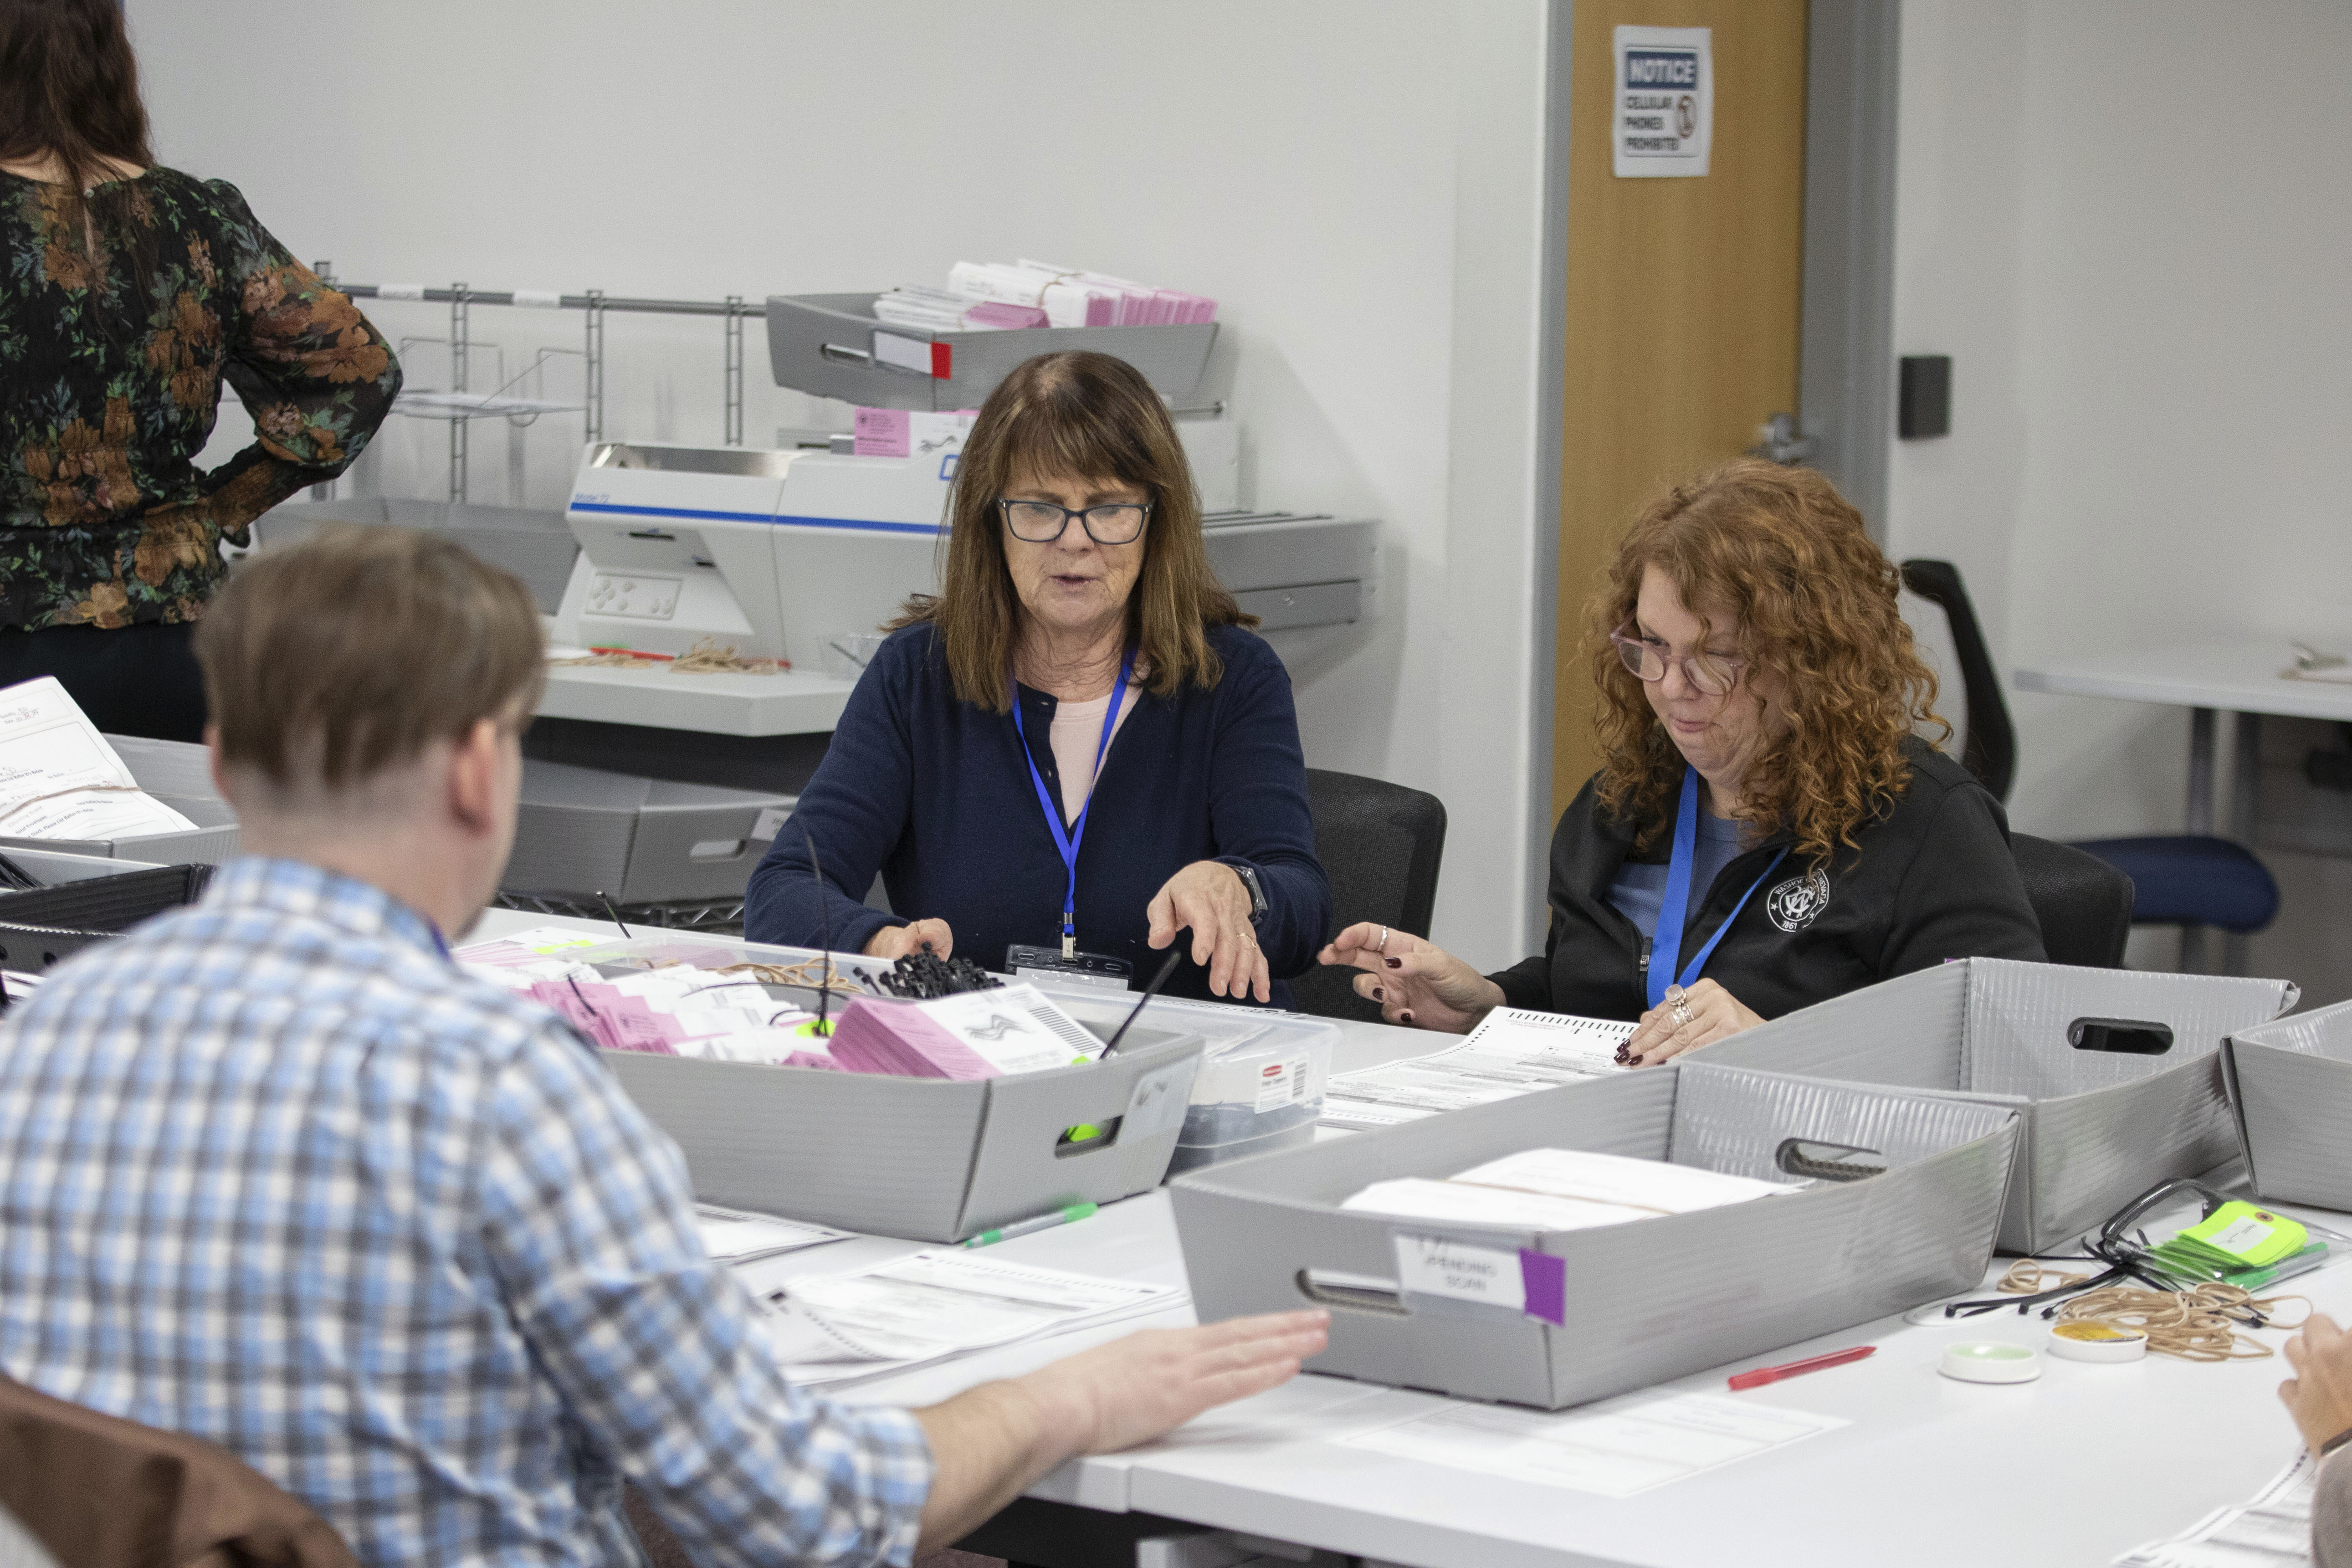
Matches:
[603,1025,1204,1243]
[1698,958,2297,1254]
[505,759,792,906]
[1171,1061,2018,1410]
[2222,999,2352,1211]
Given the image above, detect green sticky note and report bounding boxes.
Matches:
[2179,1202,2307,1268]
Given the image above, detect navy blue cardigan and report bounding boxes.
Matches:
[744,621,1332,1005]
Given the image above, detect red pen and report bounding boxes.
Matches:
[1727,1344,1876,1391]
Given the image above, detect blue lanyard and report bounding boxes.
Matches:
[1646,769,1789,1010]
[1009,647,1137,957]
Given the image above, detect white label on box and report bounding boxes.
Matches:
[1392,1233,1526,1314]
[751,807,790,841]
[1255,1052,1308,1113]
[1122,1060,1193,1138]
[2205,1215,2275,1257]
[871,330,934,375]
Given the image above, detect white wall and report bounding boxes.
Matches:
[135,0,1558,966]
[1887,0,2352,991]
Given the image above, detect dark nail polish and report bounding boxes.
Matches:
[1400,1010,1415,1025]
[1385,957,1402,969]
[1371,986,1384,1001]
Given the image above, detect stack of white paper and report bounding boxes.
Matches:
[2112,1449,2314,1567]
[0,677,199,842]
[694,1205,851,1265]
[941,259,1217,329]
[1342,1147,1797,1232]
[1320,1008,1636,1129]
[762,1250,1184,1387]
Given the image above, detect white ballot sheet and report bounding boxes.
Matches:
[694,1205,852,1265]
[1342,1147,1799,1232]
[0,677,197,840]
[1321,1009,1636,1129]
[2113,1450,2316,1568]
[1339,1391,1846,1498]
[764,1250,1183,1387]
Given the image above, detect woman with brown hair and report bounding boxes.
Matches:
[1322,457,2043,1059]
[0,0,400,740]
[746,351,1331,1005]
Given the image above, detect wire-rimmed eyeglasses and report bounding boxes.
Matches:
[998,498,1152,545]
[1609,620,1745,698]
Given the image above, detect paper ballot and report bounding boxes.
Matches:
[1320,1008,1636,1129]
[694,1205,851,1265]
[0,677,199,841]
[1342,1148,1798,1232]
[2113,1449,2316,1568]
[762,1250,1182,1387]
[825,983,1104,1079]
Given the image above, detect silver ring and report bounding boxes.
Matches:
[1378,926,1390,953]
[1671,998,1693,1028]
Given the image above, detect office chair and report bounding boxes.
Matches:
[1287,769,1449,1022]
[1900,559,2280,967]
[2010,833,2134,967]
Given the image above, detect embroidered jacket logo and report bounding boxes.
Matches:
[1766,868,1832,933]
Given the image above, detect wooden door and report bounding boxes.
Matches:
[1551,0,1812,820]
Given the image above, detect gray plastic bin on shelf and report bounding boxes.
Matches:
[1171,1061,2018,1410]
[1698,958,2297,1253]
[765,293,1216,412]
[604,1025,1203,1244]
[504,759,791,905]
[0,735,239,866]
[2223,1000,2352,1211]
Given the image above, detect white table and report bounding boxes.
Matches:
[2015,639,2352,971]
[479,909,2337,1567]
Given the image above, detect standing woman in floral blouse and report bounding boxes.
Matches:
[0,0,400,740]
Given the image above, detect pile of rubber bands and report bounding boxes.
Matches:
[717,958,866,996]
[552,636,787,675]
[1998,1261,2308,1362]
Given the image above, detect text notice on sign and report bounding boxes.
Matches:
[1613,25,1712,179]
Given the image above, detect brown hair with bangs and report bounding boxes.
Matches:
[895,349,1253,712]
[194,527,546,799]
[1585,458,1948,867]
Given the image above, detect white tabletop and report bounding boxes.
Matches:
[479,908,2332,1567]
[536,662,855,737]
[2014,639,2352,721]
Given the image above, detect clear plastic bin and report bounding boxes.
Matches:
[1033,987,1337,1173]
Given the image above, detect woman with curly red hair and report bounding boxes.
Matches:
[1321,457,2044,1061]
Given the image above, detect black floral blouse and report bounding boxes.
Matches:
[0,167,400,630]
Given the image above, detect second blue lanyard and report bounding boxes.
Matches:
[1010,646,1138,958]
[1646,769,1789,1010]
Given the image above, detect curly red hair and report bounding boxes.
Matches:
[1586,458,1949,866]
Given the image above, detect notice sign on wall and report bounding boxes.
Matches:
[1613,26,1712,178]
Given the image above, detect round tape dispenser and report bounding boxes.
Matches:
[2048,1321,2149,1363]
[1941,1342,2042,1384]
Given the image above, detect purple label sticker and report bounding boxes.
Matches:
[1519,1249,1565,1326]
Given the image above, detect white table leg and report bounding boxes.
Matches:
[2224,711,2261,976]
[2182,708,2219,972]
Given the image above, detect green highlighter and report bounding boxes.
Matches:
[962,1202,1098,1249]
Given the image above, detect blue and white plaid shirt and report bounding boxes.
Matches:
[0,857,931,1568]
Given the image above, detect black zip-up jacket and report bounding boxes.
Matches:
[1489,739,2047,1022]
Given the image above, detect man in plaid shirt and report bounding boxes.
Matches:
[0,530,1324,1568]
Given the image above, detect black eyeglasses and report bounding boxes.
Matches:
[997,498,1152,545]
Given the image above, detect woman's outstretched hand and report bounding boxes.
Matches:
[1147,861,1270,1002]
[1317,923,1503,1033]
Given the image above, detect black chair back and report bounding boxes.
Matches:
[2012,832,2135,967]
[1900,559,2019,804]
[1287,769,1447,1022]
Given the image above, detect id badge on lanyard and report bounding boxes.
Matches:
[1009,647,1137,963]
[1646,769,1789,1010]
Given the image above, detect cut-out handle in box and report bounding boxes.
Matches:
[1296,1267,1411,1317]
[1054,1115,1123,1159]
[2068,1017,2175,1056]
[819,341,871,367]
[1776,1138,1887,1183]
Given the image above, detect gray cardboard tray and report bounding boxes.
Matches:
[765,293,1215,412]
[1697,958,2298,1253]
[255,497,578,614]
[0,735,239,865]
[2223,999,2352,1211]
[1170,1061,2018,1410]
[506,759,792,905]
[604,1025,1203,1243]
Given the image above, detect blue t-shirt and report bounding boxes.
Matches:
[1607,811,1750,949]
